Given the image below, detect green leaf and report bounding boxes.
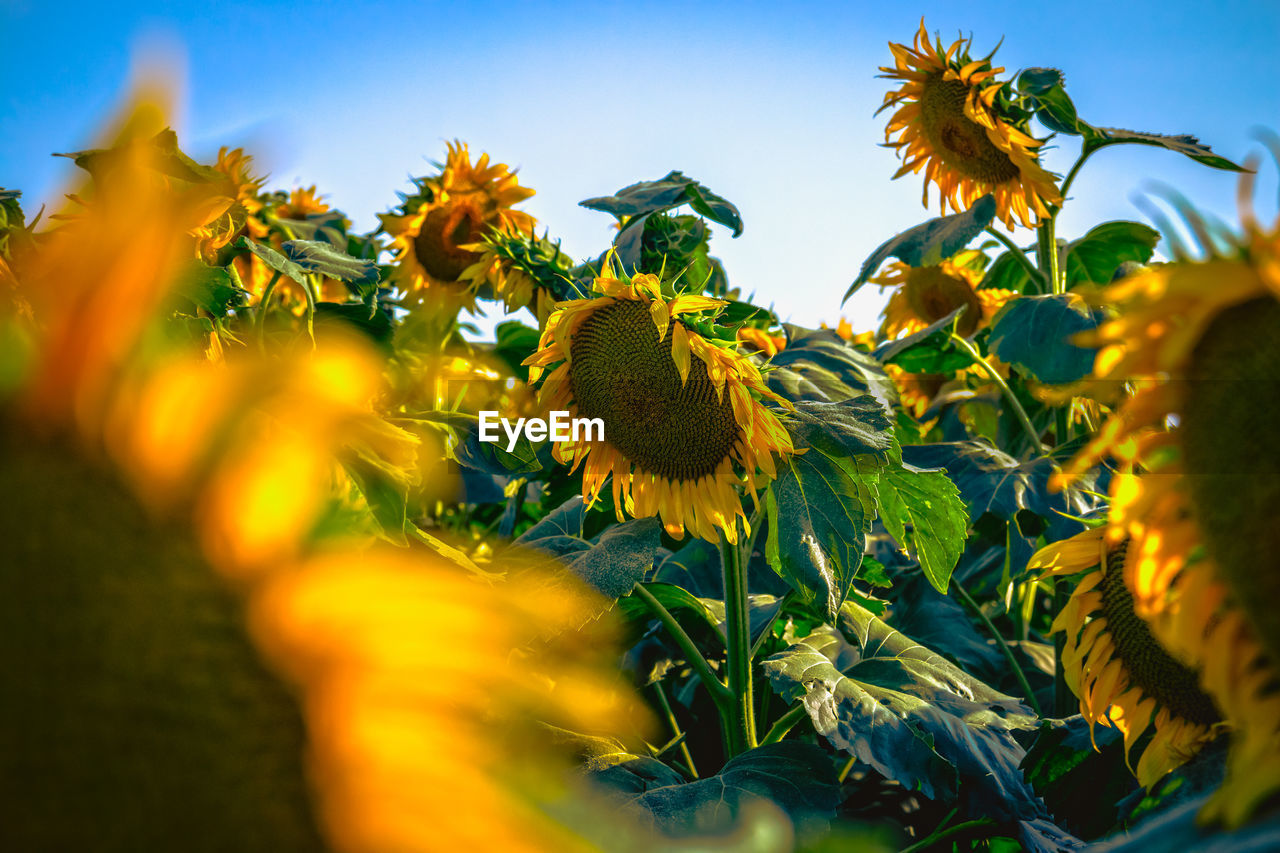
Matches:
[762,608,1076,853]
[618,582,723,645]
[173,263,249,315]
[581,171,743,237]
[515,505,661,599]
[455,422,543,476]
[491,320,541,381]
[981,247,1036,294]
[1083,127,1248,172]
[765,326,897,409]
[845,196,996,302]
[282,239,380,285]
[1064,220,1160,286]
[875,461,968,594]
[590,743,841,837]
[55,128,222,184]
[988,294,1102,385]
[874,306,971,375]
[341,453,408,545]
[765,398,894,618]
[239,238,307,284]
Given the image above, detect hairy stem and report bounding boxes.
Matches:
[721,524,757,755]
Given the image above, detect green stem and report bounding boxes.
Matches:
[952,578,1044,718]
[301,273,316,349]
[255,270,283,352]
[631,584,732,707]
[1055,148,1096,208]
[759,702,808,745]
[984,227,1046,292]
[1037,216,1063,295]
[897,818,998,853]
[652,681,698,779]
[949,333,1046,454]
[720,525,757,755]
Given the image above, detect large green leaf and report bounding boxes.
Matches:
[765,398,895,617]
[514,501,661,599]
[590,743,841,837]
[762,607,1076,853]
[875,460,968,594]
[845,196,996,302]
[1083,127,1248,172]
[988,294,1103,385]
[314,302,394,351]
[981,245,1038,294]
[1017,67,1087,137]
[874,306,971,374]
[491,320,541,381]
[240,238,306,284]
[1064,221,1160,286]
[766,326,897,408]
[282,239,380,285]
[581,171,743,238]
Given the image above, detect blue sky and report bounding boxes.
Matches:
[4,1,1278,333]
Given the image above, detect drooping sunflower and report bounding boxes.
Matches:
[1052,165,1280,826]
[379,142,535,311]
[736,325,787,357]
[523,263,794,544]
[871,250,1016,339]
[880,20,1062,229]
[1031,529,1221,787]
[460,229,573,323]
[1,102,645,852]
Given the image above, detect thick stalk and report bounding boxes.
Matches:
[953,578,1044,717]
[720,525,757,755]
[950,333,1046,454]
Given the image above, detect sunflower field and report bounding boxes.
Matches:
[4,18,1280,853]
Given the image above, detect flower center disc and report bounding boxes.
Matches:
[413,202,484,281]
[905,266,982,335]
[1098,542,1219,726]
[1181,296,1280,664]
[569,299,741,481]
[919,76,1021,184]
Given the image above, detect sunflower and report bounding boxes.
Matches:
[1052,164,1280,826]
[880,20,1062,229]
[1,103,643,852]
[460,229,572,323]
[871,250,1015,338]
[379,142,535,311]
[234,184,353,306]
[1031,529,1221,787]
[523,262,794,544]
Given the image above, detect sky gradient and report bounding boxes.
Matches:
[4,1,1278,333]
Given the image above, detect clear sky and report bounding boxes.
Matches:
[4,1,1278,333]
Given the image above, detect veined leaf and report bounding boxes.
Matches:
[875,460,968,594]
[590,743,841,837]
[1083,127,1247,172]
[514,504,660,599]
[874,306,970,375]
[765,397,895,618]
[762,607,1077,853]
[1064,221,1159,286]
[845,196,996,302]
[988,294,1103,385]
[174,263,249,315]
[581,171,743,237]
[282,239,379,285]
[240,238,307,284]
[766,326,897,409]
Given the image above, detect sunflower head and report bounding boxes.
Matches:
[872,249,1014,337]
[1032,529,1221,787]
[523,258,794,543]
[880,20,1062,229]
[460,228,574,322]
[379,141,536,312]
